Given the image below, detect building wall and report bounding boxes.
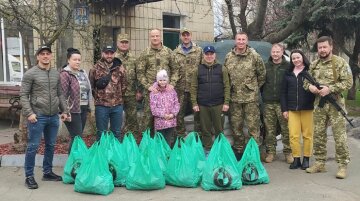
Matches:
[78,0,214,70]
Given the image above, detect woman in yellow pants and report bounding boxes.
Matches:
[280,49,315,170]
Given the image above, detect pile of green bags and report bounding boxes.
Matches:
[63,130,270,195]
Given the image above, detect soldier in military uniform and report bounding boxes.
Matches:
[137,28,180,135]
[304,36,353,179]
[115,33,141,141]
[262,43,293,164]
[173,28,203,136]
[224,32,266,160]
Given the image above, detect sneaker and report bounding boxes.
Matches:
[306,162,326,173]
[42,172,62,181]
[285,153,294,164]
[265,153,274,163]
[25,176,38,189]
[335,165,347,179]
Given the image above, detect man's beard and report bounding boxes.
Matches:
[104,58,113,64]
[319,51,331,59]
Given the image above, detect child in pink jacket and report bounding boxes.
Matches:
[150,70,180,147]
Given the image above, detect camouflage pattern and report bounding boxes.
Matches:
[137,45,180,133]
[225,47,265,152]
[224,47,266,103]
[115,51,137,97]
[229,102,260,152]
[115,51,140,137]
[305,55,353,165]
[173,43,203,135]
[263,103,291,154]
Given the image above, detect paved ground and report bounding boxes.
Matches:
[1,119,360,200]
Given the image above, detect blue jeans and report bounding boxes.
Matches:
[95,105,123,140]
[24,114,59,177]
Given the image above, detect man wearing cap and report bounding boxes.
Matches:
[173,27,203,137]
[89,45,127,140]
[224,32,266,160]
[190,46,230,154]
[115,33,141,140]
[20,46,69,189]
[137,28,180,135]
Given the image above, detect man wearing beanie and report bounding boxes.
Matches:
[190,46,230,155]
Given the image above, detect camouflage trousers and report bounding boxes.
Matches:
[229,101,260,152]
[263,103,291,154]
[176,91,201,137]
[123,95,140,140]
[313,103,350,165]
[139,93,154,136]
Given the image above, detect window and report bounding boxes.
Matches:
[163,14,180,50]
[0,18,25,84]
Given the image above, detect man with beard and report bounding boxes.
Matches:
[89,45,127,140]
[304,36,352,179]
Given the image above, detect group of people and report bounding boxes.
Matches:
[19,27,353,190]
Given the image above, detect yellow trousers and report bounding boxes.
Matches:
[288,110,313,157]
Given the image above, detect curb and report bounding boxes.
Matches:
[0,154,68,167]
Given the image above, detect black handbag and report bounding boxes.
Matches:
[95,58,122,89]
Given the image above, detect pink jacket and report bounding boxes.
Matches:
[149,84,180,130]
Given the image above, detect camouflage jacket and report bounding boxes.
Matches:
[224,46,266,103]
[89,59,127,107]
[304,55,353,105]
[173,43,203,92]
[115,50,138,97]
[137,45,180,91]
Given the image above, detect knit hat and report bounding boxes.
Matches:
[156,70,169,81]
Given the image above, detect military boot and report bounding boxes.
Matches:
[306,162,326,173]
[335,165,347,179]
[265,153,274,163]
[285,153,294,164]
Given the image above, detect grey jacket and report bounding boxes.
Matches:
[20,65,67,117]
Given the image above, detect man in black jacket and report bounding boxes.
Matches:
[190,46,230,155]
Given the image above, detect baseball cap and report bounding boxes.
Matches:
[180,27,191,34]
[102,45,115,53]
[36,46,52,55]
[117,33,129,42]
[203,46,215,53]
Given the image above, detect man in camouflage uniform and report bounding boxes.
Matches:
[304,36,352,179]
[173,28,203,136]
[224,32,266,160]
[115,33,140,140]
[137,28,180,135]
[262,43,293,164]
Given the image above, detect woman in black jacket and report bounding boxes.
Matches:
[281,49,315,170]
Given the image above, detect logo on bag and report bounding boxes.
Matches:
[109,161,117,181]
[242,162,259,182]
[213,167,232,188]
[71,161,81,179]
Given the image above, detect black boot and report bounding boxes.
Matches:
[289,157,302,169]
[301,157,310,170]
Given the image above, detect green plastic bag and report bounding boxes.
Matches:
[201,134,242,191]
[154,132,171,172]
[185,132,206,172]
[238,137,270,185]
[122,132,140,166]
[99,132,129,187]
[165,138,201,187]
[126,134,165,190]
[74,143,114,195]
[63,136,88,184]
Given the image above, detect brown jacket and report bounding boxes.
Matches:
[89,59,127,107]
